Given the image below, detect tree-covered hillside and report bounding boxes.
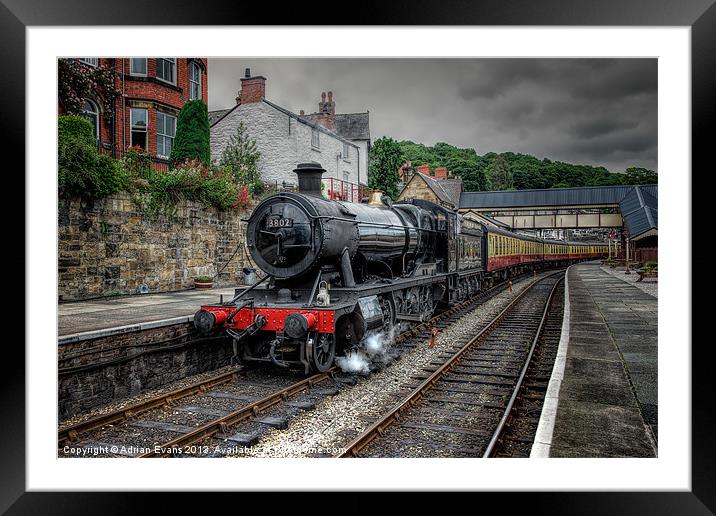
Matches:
[396,140,657,191]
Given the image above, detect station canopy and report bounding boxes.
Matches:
[459,184,657,239]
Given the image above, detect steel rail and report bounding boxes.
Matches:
[59,269,552,455]
[140,368,338,457]
[335,270,564,458]
[58,367,242,447]
[57,276,509,451]
[482,275,564,457]
[136,277,527,456]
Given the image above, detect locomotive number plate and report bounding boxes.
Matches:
[266,217,294,228]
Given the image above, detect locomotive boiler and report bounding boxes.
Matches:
[194,162,609,374]
[196,163,452,373]
[247,162,440,283]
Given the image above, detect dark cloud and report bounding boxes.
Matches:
[568,118,641,139]
[208,58,657,172]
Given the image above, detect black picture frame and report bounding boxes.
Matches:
[5,0,710,511]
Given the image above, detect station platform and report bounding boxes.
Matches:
[58,286,242,341]
[532,262,658,458]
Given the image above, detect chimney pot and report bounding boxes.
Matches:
[245,68,251,78]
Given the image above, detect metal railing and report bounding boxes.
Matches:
[324,177,372,203]
[262,177,374,204]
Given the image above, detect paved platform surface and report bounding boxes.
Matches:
[58,287,242,336]
[538,263,658,457]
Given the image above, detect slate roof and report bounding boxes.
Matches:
[458,184,657,239]
[334,113,371,141]
[459,184,657,209]
[409,174,463,208]
[619,185,658,239]
[208,109,231,126]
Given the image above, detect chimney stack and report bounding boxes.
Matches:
[312,90,336,130]
[238,68,266,104]
[293,162,326,197]
[318,91,335,115]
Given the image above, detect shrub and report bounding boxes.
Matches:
[170,100,210,166]
[642,260,658,272]
[140,158,240,215]
[58,115,128,200]
[122,145,152,179]
[232,184,252,211]
[202,171,240,210]
[219,122,263,196]
[58,114,95,146]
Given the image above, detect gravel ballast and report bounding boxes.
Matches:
[232,273,550,458]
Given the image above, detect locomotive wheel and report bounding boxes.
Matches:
[380,297,395,333]
[308,333,335,372]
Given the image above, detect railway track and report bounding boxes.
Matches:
[335,271,565,458]
[490,279,565,457]
[58,270,551,458]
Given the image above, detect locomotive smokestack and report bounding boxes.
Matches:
[293,162,326,197]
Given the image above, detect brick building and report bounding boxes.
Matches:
[59,57,208,168]
[210,69,370,199]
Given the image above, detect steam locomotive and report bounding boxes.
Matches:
[195,162,608,373]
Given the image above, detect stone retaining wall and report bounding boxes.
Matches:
[58,323,235,418]
[58,192,253,301]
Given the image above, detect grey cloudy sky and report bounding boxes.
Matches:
[208,58,657,172]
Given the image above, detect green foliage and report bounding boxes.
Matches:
[194,275,213,282]
[368,136,403,199]
[622,167,658,185]
[396,140,657,191]
[133,159,239,216]
[170,100,210,166]
[122,145,152,179]
[58,114,95,145]
[445,156,490,191]
[487,154,513,190]
[219,121,263,196]
[58,115,128,200]
[641,260,658,272]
